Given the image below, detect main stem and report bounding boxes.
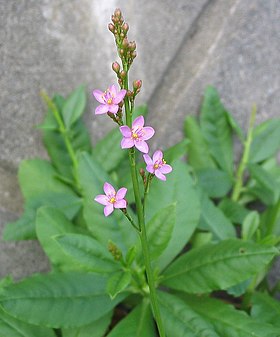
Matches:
[123,66,165,337]
[231,105,257,202]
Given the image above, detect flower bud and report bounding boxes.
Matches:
[114,8,122,18]
[133,80,142,90]
[122,37,129,48]
[129,41,136,51]
[112,62,120,74]
[122,22,129,33]
[119,70,127,79]
[108,23,115,33]
[108,241,122,261]
[131,51,137,59]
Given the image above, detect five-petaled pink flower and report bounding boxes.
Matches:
[93,84,126,115]
[143,150,172,181]
[94,182,127,217]
[119,116,155,153]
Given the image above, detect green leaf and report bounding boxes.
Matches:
[260,200,280,236]
[54,233,118,273]
[0,272,126,328]
[125,246,137,266]
[200,86,233,176]
[107,300,156,337]
[196,168,232,198]
[226,279,251,297]
[198,191,236,240]
[78,152,137,253]
[18,159,75,201]
[182,294,280,337]
[158,291,219,337]
[162,239,278,293]
[3,193,82,241]
[146,204,176,261]
[62,85,86,129]
[218,198,250,225]
[251,292,280,328]
[249,119,280,163]
[106,270,131,299]
[248,163,280,205]
[62,311,112,337]
[145,160,201,271]
[225,110,245,141]
[184,115,216,170]
[36,207,80,269]
[0,307,56,337]
[242,211,260,240]
[163,139,189,163]
[191,232,213,249]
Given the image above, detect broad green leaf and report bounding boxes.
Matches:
[78,152,137,253]
[198,191,236,240]
[218,198,249,225]
[164,139,189,163]
[184,115,216,170]
[106,270,131,299]
[0,273,126,328]
[0,307,56,337]
[125,246,137,266]
[226,279,251,297]
[249,119,280,163]
[62,311,112,337]
[248,164,280,205]
[18,159,75,200]
[36,207,80,269]
[183,294,280,337]
[145,160,200,271]
[0,276,13,289]
[191,232,213,249]
[251,292,280,328]
[242,211,260,240]
[62,85,86,129]
[162,239,278,293]
[200,86,233,176]
[54,233,119,273]
[146,204,176,260]
[260,200,280,236]
[107,300,156,337]
[158,291,219,337]
[3,193,82,241]
[196,168,232,198]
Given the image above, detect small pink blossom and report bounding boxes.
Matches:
[143,150,172,181]
[94,182,127,217]
[119,116,155,153]
[92,84,126,115]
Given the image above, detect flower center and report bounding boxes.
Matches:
[107,98,113,105]
[109,196,116,204]
[103,89,114,105]
[154,159,166,170]
[132,132,138,139]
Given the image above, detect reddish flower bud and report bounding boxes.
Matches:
[119,70,127,79]
[129,41,136,51]
[114,8,122,18]
[131,51,137,59]
[122,37,129,48]
[122,22,129,33]
[108,23,115,33]
[133,80,142,90]
[112,62,120,74]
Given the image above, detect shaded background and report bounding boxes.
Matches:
[0,0,279,278]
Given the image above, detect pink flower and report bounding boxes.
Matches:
[143,150,172,181]
[92,84,126,115]
[119,116,155,153]
[94,182,127,217]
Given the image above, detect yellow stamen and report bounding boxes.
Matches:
[107,98,113,104]
[163,159,166,164]
[154,164,159,169]
[132,133,138,139]
[109,197,116,204]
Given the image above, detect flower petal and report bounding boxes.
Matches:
[142,126,155,140]
[146,164,155,174]
[143,154,153,166]
[155,170,166,181]
[104,204,114,216]
[94,194,109,205]
[109,84,117,97]
[95,104,109,115]
[132,115,144,128]
[108,104,119,114]
[114,199,127,209]
[120,126,132,137]
[135,140,149,153]
[160,164,173,174]
[153,150,163,163]
[116,187,127,200]
[93,89,105,104]
[114,89,126,104]
[121,137,134,149]
[103,182,116,196]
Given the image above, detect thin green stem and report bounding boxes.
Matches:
[143,173,152,217]
[121,209,140,232]
[231,105,257,202]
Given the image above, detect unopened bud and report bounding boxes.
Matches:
[112,62,120,74]
[127,90,133,97]
[119,49,124,56]
[108,241,122,261]
[114,8,122,18]
[122,38,129,48]
[131,51,137,59]
[129,41,136,51]
[119,70,126,79]
[122,22,129,33]
[108,23,115,33]
[133,80,142,90]
[140,168,145,177]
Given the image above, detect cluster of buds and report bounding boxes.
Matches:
[108,241,123,261]
[108,8,137,69]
